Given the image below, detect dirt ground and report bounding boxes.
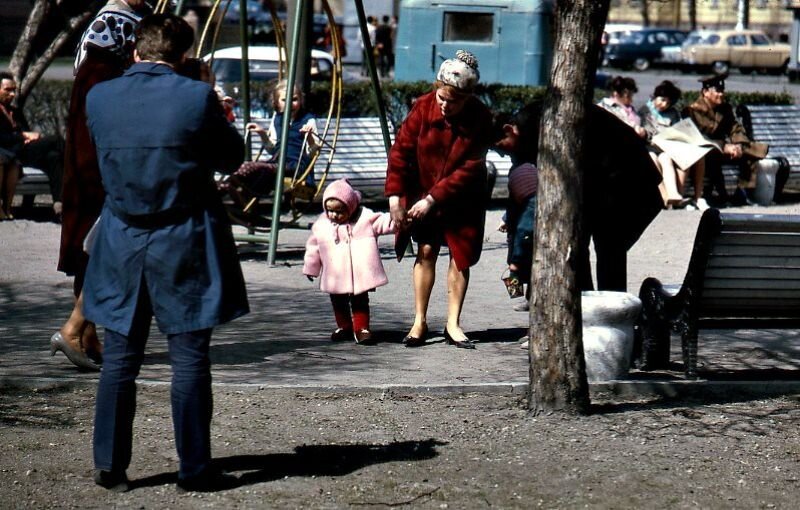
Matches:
[2,385,799,509]
[3,200,800,508]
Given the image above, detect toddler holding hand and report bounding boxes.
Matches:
[303,179,395,344]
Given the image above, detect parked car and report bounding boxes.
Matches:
[680,29,790,75]
[603,28,688,71]
[202,45,335,95]
[659,30,710,69]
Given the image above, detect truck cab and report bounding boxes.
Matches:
[394,0,554,86]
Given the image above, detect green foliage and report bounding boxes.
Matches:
[680,90,793,109]
[20,79,795,138]
[24,80,71,136]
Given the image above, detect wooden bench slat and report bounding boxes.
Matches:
[705,264,800,276]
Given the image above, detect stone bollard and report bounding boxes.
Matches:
[582,291,642,382]
[754,158,780,207]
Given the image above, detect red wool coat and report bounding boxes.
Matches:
[385,91,493,270]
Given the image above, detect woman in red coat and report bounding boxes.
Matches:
[385,50,493,349]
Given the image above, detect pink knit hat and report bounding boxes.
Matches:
[323,178,362,214]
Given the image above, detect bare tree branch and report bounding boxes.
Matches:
[19,7,100,100]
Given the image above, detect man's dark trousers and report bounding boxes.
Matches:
[93,285,213,480]
[18,135,64,202]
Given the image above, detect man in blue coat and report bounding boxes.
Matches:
[83,13,248,492]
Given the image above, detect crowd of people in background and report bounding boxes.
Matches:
[597,72,771,210]
[360,14,397,78]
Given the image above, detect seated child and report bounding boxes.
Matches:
[494,103,540,313]
[303,179,395,344]
[222,79,318,198]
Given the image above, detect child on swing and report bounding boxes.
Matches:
[222,79,318,197]
[303,179,396,345]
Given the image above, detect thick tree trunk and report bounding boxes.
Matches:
[735,0,749,30]
[640,0,650,27]
[528,0,610,415]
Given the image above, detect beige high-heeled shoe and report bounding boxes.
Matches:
[50,332,101,371]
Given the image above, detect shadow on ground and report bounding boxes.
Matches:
[131,439,446,491]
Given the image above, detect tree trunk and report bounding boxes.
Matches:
[736,0,749,30]
[528,0,610,415]
[688,0,696,31]
[9,0,103,107]
[640,0,650,27]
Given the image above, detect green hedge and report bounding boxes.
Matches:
[22,79,793,137]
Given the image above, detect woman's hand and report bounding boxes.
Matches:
[245,123,268,140]
[723,143,743,159]
[407,195,435,220]
[389,195,408,227]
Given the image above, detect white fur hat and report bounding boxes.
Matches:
[436,50,480,92]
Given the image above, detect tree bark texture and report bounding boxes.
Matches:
[528,0,610,415]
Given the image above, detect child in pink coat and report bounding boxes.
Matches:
[303,179,395,344]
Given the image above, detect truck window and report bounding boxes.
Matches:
[443,12,494,43]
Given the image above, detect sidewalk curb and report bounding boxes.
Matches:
[2,376,799,399]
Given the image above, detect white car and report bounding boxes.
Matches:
[660,30,711,68]
[202,45,335,94]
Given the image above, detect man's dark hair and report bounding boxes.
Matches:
[511,101,543,164]
[135,13,194,64]
[0,71,13,82]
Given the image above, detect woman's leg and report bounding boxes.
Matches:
[60,291,90,352]
[649,152,668,206]
[657,153,683,203]
[692,158,706,201]
[410,243,439,337]
[445,257,471,341]
[1,162,20,218]
[0,163,6,220]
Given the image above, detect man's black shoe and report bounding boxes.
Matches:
[176,468,238,493]
[93,469,130,493]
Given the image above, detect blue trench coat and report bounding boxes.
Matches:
[83,62,248,335]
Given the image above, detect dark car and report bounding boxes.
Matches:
[603,28,688,71]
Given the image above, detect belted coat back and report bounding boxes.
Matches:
[83,62,248,335]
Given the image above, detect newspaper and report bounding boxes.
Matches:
[651,118,723,170]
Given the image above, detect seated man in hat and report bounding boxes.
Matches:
[683,73,768,206]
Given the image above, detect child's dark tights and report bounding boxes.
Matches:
[330,292,370,331]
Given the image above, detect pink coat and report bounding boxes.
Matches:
[303,207,395,295]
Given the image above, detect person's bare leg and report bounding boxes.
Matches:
[409,243,439,338]
[445,257,470,342]
[1,162,19,218]
[649,152,668,206]
[82,321,103,362]
[60,292,89,351]
[0,164,7,220]
[675,168,688,196]
[658,153,683,203]
[692,158,705,201]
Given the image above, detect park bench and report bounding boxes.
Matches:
[636,208,800,379]
[14,116,512,212]
[239,115,511,201]
[736,104,799,192]
[15,167,50,209]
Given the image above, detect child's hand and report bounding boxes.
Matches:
[498,222,507,233]
[306,275,316,282]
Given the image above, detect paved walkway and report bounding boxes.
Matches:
[1,208,799,394]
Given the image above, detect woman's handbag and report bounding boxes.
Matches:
[501,269,524,299]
